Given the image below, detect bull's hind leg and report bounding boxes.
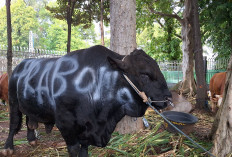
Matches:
[2,99,22,156]
[26,116,37,146]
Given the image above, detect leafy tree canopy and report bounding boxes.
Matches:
[0,0,38,47]
[200,0,232,58]
[0,0,97,51]
[136,0,182,61]
[46,0,110,29]
[43,18,96,51]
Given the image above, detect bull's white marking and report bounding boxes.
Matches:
[74,66,132,104]
[215,95,223,107]
[17,60,41,98]
[116,87,133,104]
[74,67,96,93]
[92,67,118,101]
[36,62,54,104]
[16,56,134,108]
[51,57,79,97]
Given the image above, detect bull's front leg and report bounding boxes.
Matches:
[67,143,88,157]
[67,142,81,157]
[79,144,88,157]
[44,123,54,134]
[56,121,82,156]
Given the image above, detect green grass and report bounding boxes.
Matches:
[88,113,213,157]
[0,110,9,121]
[0,106,214,157]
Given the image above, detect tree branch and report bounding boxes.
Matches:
[157,19,164,28]
[175,34,182,39]
[149,7,183,24]
[155,19,182,39]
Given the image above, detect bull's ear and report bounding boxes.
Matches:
[107,56,127,71]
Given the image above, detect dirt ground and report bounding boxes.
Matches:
[0,102,215,157]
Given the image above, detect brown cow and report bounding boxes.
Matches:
[209,72,226,113]
[0,73,8,105]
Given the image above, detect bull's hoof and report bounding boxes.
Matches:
[29,140,37,146]
[1,148,14,156]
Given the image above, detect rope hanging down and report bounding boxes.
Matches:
[123,74,215,157]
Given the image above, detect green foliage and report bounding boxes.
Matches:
[40,18,96,51]
[44,19,67,51]
[0,0,38,47]
[88,112,213,157]
[0,105,214,157]
[46,0,109,28]
[89,122,172,156]
[0,109,8,121]
[200,0,232,58]
[0,0,98,51]
[136,0,182,61]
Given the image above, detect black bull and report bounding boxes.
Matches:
[3,45,171,157]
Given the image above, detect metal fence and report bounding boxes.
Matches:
[0,46,66,75]
[157,57,229,84]
[0,46,230,84]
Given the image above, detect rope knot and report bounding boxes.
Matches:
[139,91,148,103]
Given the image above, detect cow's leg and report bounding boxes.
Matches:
[3,100,22,156]
[44,123,54,134]
[79,144,88,157]
[58,128,81,157]
[28,117,38,130]
[56,121,82,157]
[26,116,37,146]
[67,142,81,157]
[216,95,223,107]
[211,97,218,113]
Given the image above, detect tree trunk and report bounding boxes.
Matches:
[192,0,207,109]
[210,55,232,156]
[110,0,136,54]
[100,0,104,46]
[180,0,196,96]
[6,0,12,78]
[110,0,144,134]
[67,0,71,53]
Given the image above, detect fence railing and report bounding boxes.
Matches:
[157,57,229,84]
[0,46,229,84]
[0,47,66,74]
